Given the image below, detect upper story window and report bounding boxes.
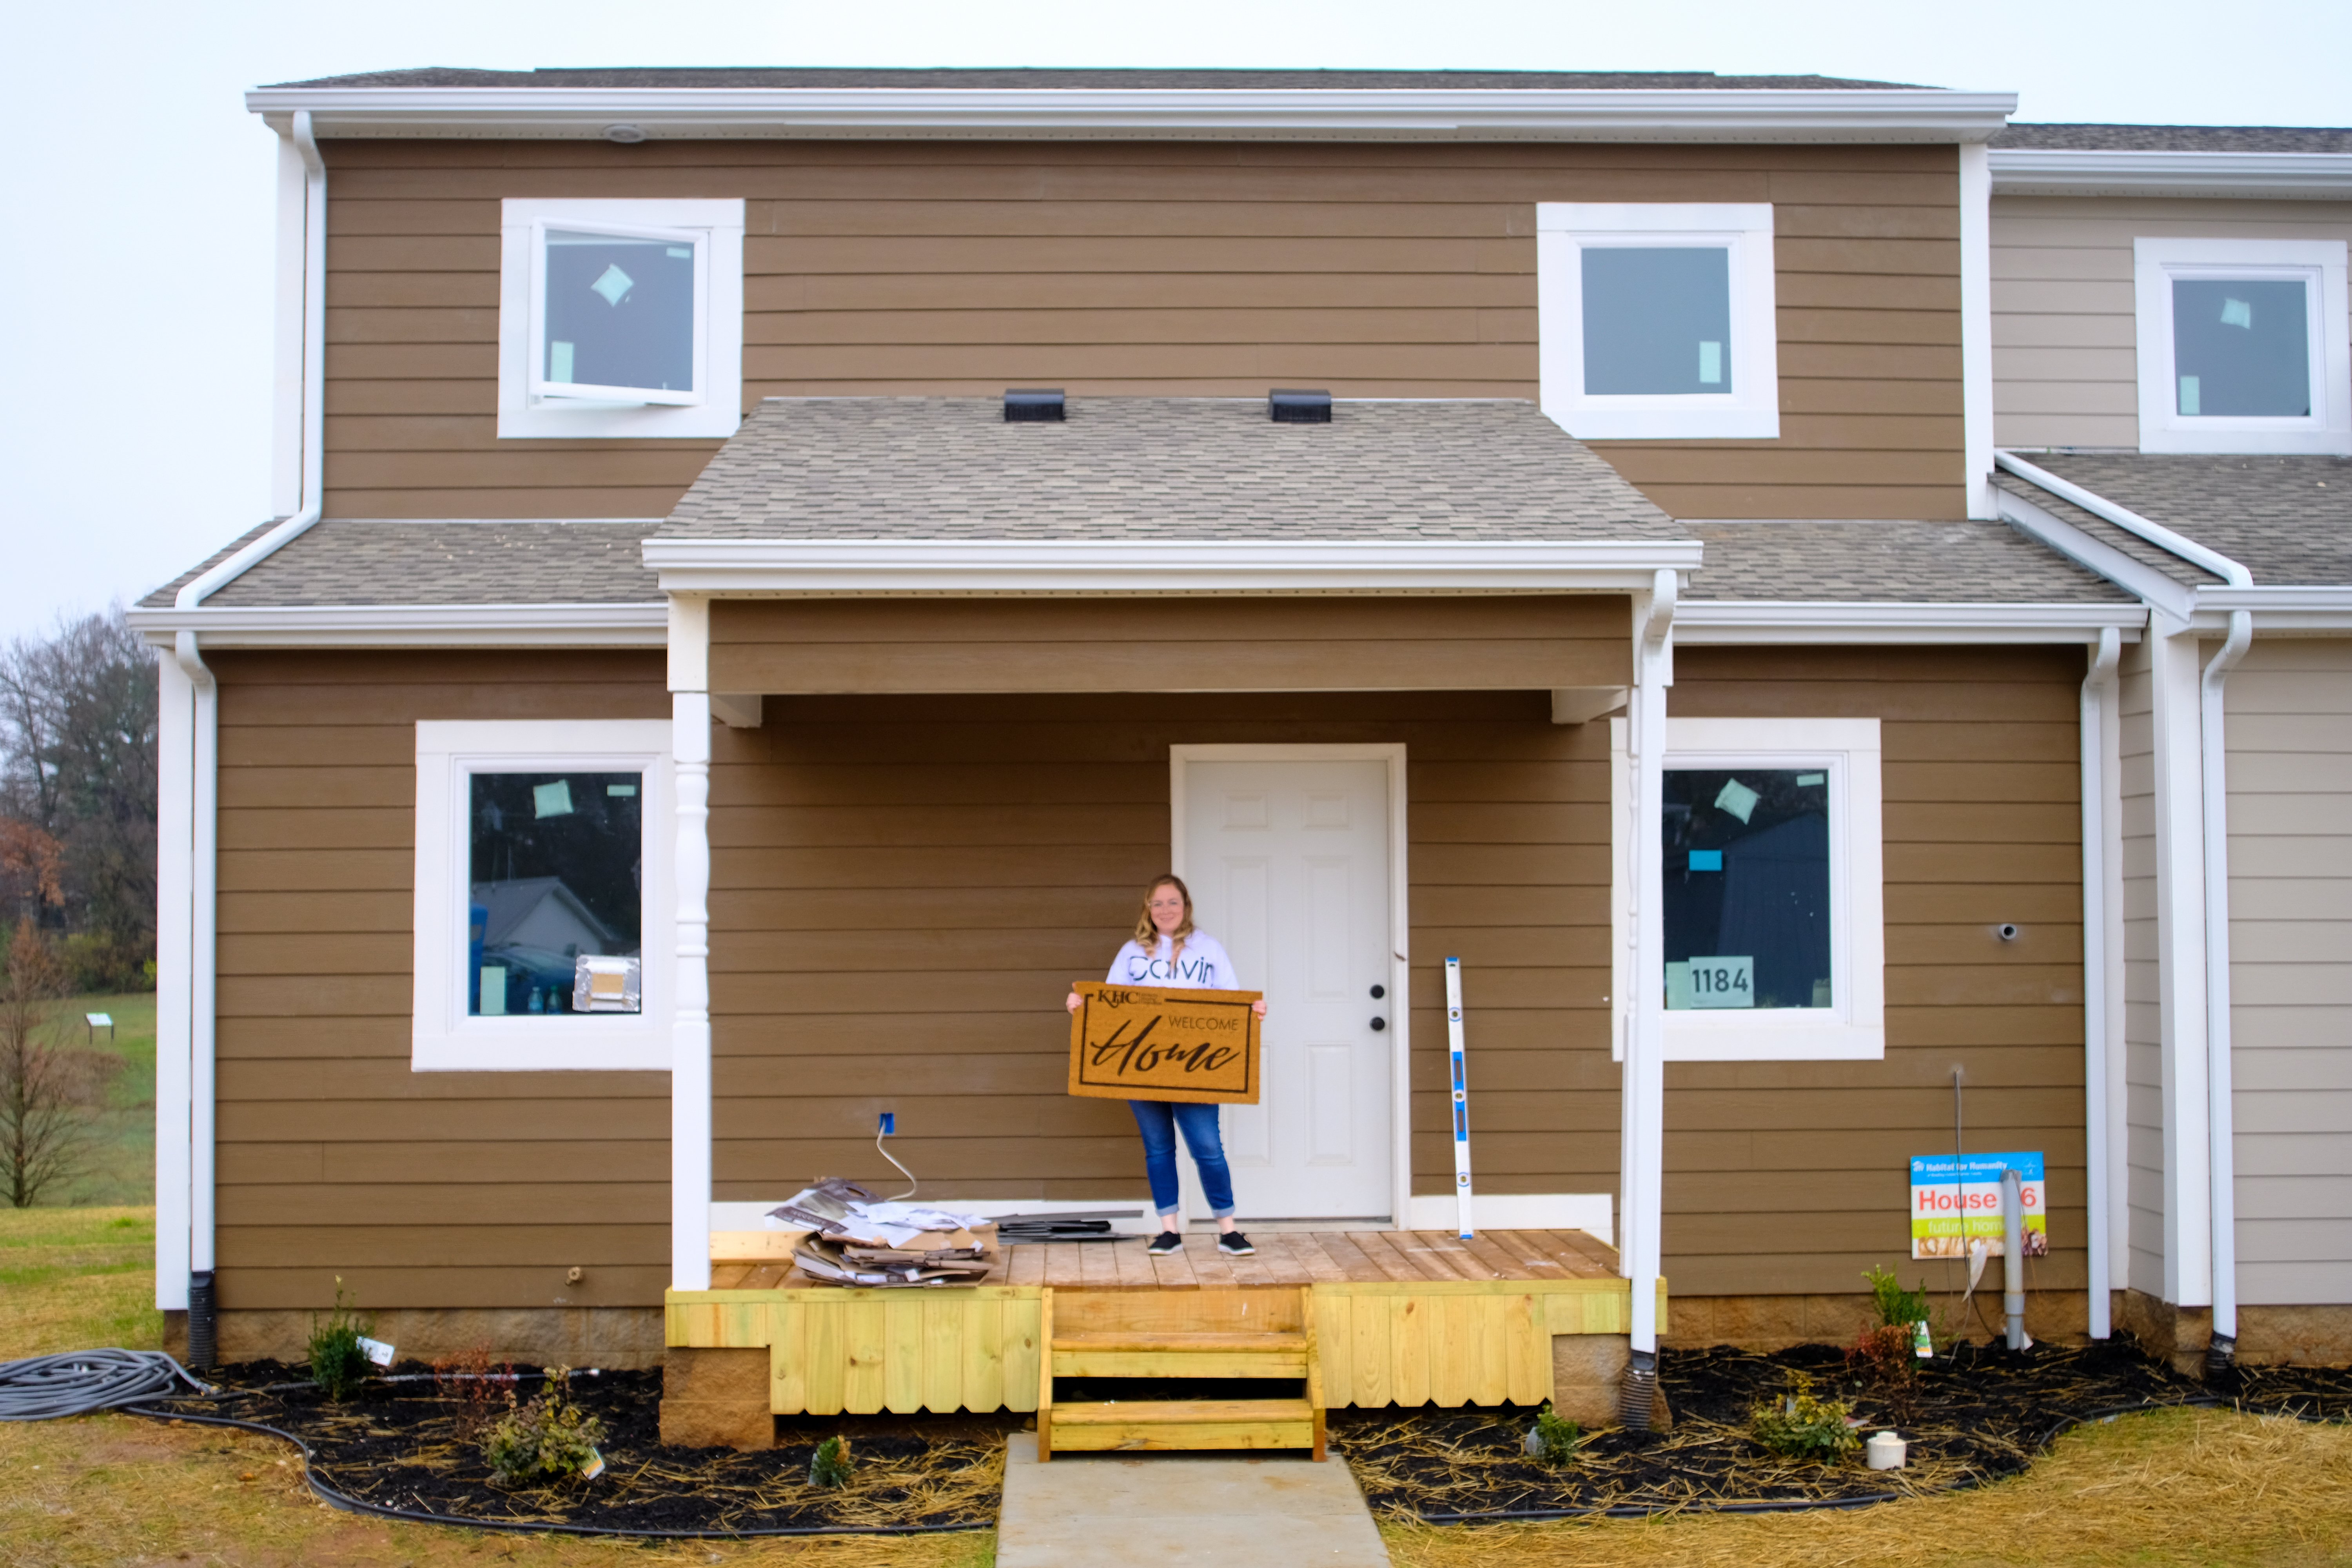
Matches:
[499,199,745,440]
[2133,237,2352,455]
[1537,203,1780,441]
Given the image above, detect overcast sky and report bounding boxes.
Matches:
[2,0,2346,646]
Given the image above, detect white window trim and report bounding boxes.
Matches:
[2133,236,2352,456]
[1611,716,1884,1061]
[412,719,674,1071]
[1537,202,1780,441]
[499,198,744,440]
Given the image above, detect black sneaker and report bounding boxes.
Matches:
[1147,1232,1184,1254]
[1218,1231,1256,1257]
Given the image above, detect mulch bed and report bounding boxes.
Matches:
[132,1361,1019,1537]
[1333,1339,2352,1521]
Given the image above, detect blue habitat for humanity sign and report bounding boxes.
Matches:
[1909,1152,2047,1261]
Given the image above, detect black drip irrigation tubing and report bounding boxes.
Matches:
[1403,1393,2350,1525]
[120,1391,987,1541]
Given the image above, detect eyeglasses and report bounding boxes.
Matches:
[1148,898,1185,909]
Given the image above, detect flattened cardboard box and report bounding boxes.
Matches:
[1067,982,1261,1105]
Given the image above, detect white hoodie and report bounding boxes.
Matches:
[1105,932,1241,991]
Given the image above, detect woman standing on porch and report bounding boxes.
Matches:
[1067,874,1266,1258]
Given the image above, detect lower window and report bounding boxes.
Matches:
[414,720,673,1071]
[1614,717,1884,1060]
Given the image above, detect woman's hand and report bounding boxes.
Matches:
[1066,992,1083,1014]
[1252,1000,1267,1018]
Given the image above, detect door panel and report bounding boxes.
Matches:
[1183,758,1392,1220]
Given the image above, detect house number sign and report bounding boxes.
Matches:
[1066,982,1263,1105]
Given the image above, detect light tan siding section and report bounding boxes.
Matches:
[1991,194,2352,450]
[323,138,1968,521]
[710,596,1632,695]
[706,691,1622,1214]
[1667,646,2090,1298]
[2225,639,2352,1305]
[2116,641,2165,1297]
[211,650,672,1312]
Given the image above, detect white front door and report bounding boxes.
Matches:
[1180,757,1394,1220]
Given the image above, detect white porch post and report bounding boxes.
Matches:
[1622,570,1677,1358]
[154,655,195,1309]
[2148,622,2213,1310]
[669,596,713,1292]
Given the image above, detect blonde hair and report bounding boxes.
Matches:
[1132,874,1196,957]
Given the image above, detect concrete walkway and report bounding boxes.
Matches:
[995,1433,1392,1567]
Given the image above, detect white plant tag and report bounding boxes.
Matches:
[582,1448,606,1480]
[357,1335,396,1368]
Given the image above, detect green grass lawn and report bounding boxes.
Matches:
[0,1204,161,1356]
[11,989,158,1209]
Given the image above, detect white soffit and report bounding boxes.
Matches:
[1990,149,2352,200]
[247,87,2018,143]
[641,538,1706,594]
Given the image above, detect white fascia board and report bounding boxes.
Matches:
[125,603,667,648]
[1676,599,2146,644]
[1990,149,2352,200]
[248,87,2018,143]
[641,537,1704,594]
[2192,585,2352,633]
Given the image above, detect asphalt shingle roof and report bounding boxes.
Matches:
[1991,123,2352,153]
[657,397,1683,542]
[2000,454,2352,586]
[142,521,661,609]
[268,67,1921,92]
[1684,519,2132,604]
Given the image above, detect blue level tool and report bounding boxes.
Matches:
[1446,957,1474,1239]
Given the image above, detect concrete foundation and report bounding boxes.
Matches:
[2116,1290,2352,1371]
[164,1307,667,1369]
[1662,1290,2092,1351]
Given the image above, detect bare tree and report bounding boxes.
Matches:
[0,918,117,1206]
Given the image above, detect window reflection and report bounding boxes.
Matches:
[1662,769,1831,1010]
[2174,278,2311,418]
[468,772,643,1016]
[1583,246,1734,395]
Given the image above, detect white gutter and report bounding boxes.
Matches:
[1991,483,2201,624]
[1989,148,2352,200]
[2201,608,2253,1361]
[2080,626,2123,1339]
[1676,600,2145,643]
[642,537,1704,595]
[127,602,668,648]
[162,110,326,1322]
[1995,452,2252,590]
[247,86,2019,143]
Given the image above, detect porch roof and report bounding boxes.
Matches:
[656,397,1681,543]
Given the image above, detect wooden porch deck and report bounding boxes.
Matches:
[665,1228,1666,1434]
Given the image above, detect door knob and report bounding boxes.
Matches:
[1370,1017,1387,1031]
[1369,984,1386,1000]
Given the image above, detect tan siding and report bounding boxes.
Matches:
[2224,639,2352,1305]
[1664,646,2089,1299]
[710,596,1631,694]
[707,689,1624,1210]
[1990,194,2352,450]
[320,138,1967,521]
[2117,642,2166,1297]
[210,650,671,1313]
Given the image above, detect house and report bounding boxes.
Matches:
[124,69,2350,1441]
[1983,122,2352,1365]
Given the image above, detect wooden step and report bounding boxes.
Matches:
[1051,1331,1307,1379]
[1046,1397,1319,1454]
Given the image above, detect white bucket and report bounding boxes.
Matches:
[1865,1430,1907,1470]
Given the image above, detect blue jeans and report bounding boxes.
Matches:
[1128,1100,1235,1219]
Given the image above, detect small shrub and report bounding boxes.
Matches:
[1529,1404,1581,1465]
[1846,1322,1921,1425]
[1750,1372,1861,1463]
[810,1434,853,1489]
[1862,1264,1929,1332]
[433,1341,515,1439]
[306,1277,374,1401]
[483,1367,606,1486]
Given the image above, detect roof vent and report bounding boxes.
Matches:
[1004,388,1065,423]
[1269,388,1332,424]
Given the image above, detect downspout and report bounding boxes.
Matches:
[2201,608,2253,1369]
[166,109,327,1359]
[1620,567,1676,1429]
[2080,626,2121,1339]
